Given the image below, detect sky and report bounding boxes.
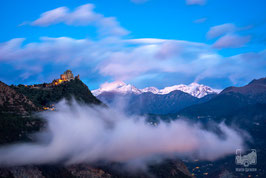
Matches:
[0,0,265,90]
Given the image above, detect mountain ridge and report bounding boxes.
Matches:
[11,78,102,108]
[0,81,40,115]
[178,77,266,118]
[97,89,217,115]
[92,81,221,98]
[175,77,266,177]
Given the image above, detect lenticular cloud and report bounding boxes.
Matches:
[0,100,245,166]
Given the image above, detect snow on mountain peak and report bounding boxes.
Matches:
[101,81,126,90]
[153,82,221,98]
[187,83,219,98]
[92,81,141,96]
[92,81,221,98]
[141,87,160,94]
[189,82,200,87]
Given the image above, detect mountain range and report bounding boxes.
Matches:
[93,81,220,114]
[92,81,221,98]
[92,77,266,177]
[178,77,266,118]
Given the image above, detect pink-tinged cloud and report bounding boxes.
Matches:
[131,0,149,4]
[194,18,207,24]
[186,0,206,5]
[0,101,245,166]
[0,37,264,86]
[0,38,25,60]
[31,7,68,26]
[213,34,251,49]
[155,41,181,60]
[207,23,236,39]
[65,4,100,25]
[31,4,129,36]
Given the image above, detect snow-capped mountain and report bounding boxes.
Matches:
[92,81,142,96]
[92,81,221,98]
[157,83,221,98]
[141,87,160,94]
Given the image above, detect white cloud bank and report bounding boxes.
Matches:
[213,34,251,49]
[0,37,265,86]
[31,4,129,36]
[207,23,237,39]
[0,100,245,167]
[0,3,263,87]
[207,23,251,49]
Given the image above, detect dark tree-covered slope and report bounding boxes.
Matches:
[176,77,266,177]
[0,81,40,115]
[178,77,266,118]
[11,78,101,107]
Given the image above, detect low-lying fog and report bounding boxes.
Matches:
[0,100,246,169]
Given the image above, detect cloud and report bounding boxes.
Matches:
[131,0,149,4]
[31,7,68,26]
[0,37,264,87]
[0,100,245,167]
[186,0,206,6]
[98,39,220,81]
[0,37,94,62]
[207,23,252,49]
[126,38,167,44]
[155,41,182,59]
[98,40,201,80]
[194,18,207,24]
[31,4,129,36]
[195,50,266,83]
[213,34,251,49]
[207,23,236,39]
[0,37,104,83]
[0,38,25,60]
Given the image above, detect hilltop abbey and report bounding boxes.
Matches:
[23,70,80,88]
[53,70,79,85]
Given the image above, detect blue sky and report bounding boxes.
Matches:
[0,0,265,89]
